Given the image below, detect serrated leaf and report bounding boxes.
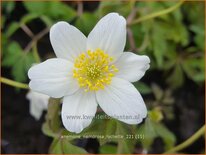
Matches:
[2,42,35,82]
[151,24,167,67]
[23,1,76,21]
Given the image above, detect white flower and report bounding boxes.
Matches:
[28,13,150,133]
[26,90,49,120]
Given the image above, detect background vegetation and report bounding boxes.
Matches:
[1,1,205,154]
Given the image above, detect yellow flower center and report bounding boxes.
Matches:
[73,49,118,92]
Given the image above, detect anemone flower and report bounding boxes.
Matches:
[28,13,150,133]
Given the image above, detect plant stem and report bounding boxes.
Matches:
[129,0,185,25]
[164,124,205,154]
[0,77,29,89]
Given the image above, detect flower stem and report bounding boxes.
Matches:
[129,0,185,25]
[164,124,205,154]
[0,77,29,89]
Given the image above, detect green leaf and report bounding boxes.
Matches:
[61,140,87,154]
[166,65,184,89]
[100,144,117,154]
[42,122,59,138]
[137,118,156,149]
[116,122,135,154]
[137,117,176,151]
[23,2,46,15]
[151,83,164,100]
[151,23,167,67]
[182,57,205,82]
[98,1,132,17]
[98,119,117,145]
[133,82,152,95]
[6,22,20,37]
[190,25,205,51]
[155,123,176,150]
[20,13,39,25]
[23,1,76,21]
[49,138,62,154]
[47,2,76,21]
[2,1,15,14]
[183,2,204,50]
[2,42,35,82]
[158,21,189,46]
[1,15,5,28]
[1,33,8,56]
[75,12,98,36]
[49,138,87,154]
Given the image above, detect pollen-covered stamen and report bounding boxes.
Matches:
[73,49,118,92]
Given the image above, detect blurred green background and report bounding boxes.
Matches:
[1,1,205,154]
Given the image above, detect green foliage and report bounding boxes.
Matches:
[100,144,117,154]
[133,81,152,95]
[75,12,98,35]
[132,1,205,89]
[23,1,76,22]
[2,42,35,82]
[98,0,133,17]
[116,122,136,153]
[49,138,87,154]
[2,1,15,14]
[138,116,176,150]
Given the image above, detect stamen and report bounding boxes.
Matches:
[73,49,118,91]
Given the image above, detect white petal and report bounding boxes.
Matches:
[61,90,97,133]
[29,101,44,120]
[28,58,79,98]
[114,52,150,82]
[87,13,126,60]
[26,91,49,120]
[50,21,87,62]
[96,77,147,124]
